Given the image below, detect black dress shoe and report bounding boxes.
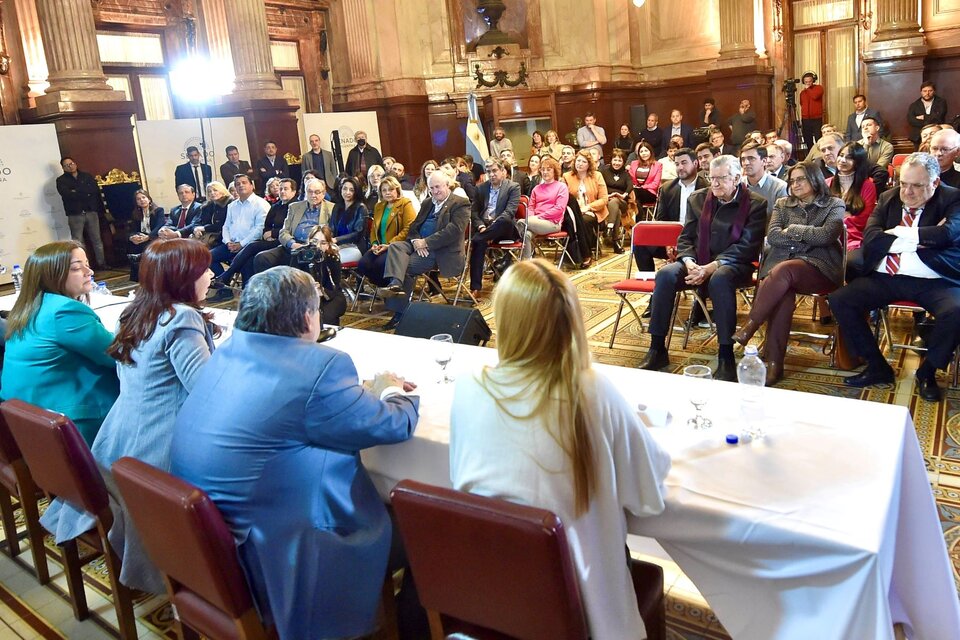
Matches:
[382,314,402,331]
[915,374,942,402]
[638,348,669,371]
[316,327,338,343]
[641,305,652,319]
[613,245,625,254]
[714,358,737,382]
[843,363,895,387]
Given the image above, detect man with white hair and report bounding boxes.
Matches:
[638,155,767,381]
[929,128,960,188]
[830,153,960,401]
[381,170,470,329]
[765,143,789,181]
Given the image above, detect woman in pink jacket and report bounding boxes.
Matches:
[522,156,569,259]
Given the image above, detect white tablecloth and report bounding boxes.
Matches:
[322,328,960,640]
[7,292,957,639]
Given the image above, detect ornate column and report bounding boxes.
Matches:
[33,0,125,102]
[222,0,286,97]
[12,0,48,98]
[716,0,761,67]
[862,0,927,150]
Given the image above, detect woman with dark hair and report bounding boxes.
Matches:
[451,259,670,640]
[600,149,631,254]
[413,159,439,203]
[827,141,877,250]
[733,162,845,385]
[40,238,219,594]
[526,154,542,193]
[628,141,663,208]
[1,241,118,445]
[329,176,369,264]
[530,130,545,158]
[306,226,348,325]
[127,190,167,278]
[614,124,635,152]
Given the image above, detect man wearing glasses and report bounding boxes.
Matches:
[638,155,767,381]
[830,153,960,401]
[929,129,960,188]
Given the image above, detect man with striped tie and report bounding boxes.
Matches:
[830,153,960,401]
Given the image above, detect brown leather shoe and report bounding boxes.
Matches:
[765,362,783,386]
[733,318,761,346]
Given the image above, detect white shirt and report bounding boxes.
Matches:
[678,177,698,226]
[223,193,269,247]
[875,205,940,279]
[451,367,670,640]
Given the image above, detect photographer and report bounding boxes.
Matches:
[799,72,824,151]
[294,225,347,326]
[252,179,334,275]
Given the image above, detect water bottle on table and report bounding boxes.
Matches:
[737,345,766,439]
[11,264,23,295]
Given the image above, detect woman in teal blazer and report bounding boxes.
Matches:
[1,241,118,445]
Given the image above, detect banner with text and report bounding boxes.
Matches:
[135,117,249,206]
[0,124,69,285]
[301,112,382,174]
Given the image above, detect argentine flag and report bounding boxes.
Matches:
[465,92,489,162]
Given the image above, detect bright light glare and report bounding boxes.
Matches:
[169,57,233,103]
[633,0,646,6]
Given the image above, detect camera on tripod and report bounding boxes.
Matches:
[782,78,801,105]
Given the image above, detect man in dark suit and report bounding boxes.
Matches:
[159,184,202,239]
[345,131,383,178]
[845,94,883,144]
[301,133,338,186]
[641,113,664,158]
[709,130,735,157]
[255,141,290,190]
[174,146,213,203]
[219,145,255,186]
[638,155,767,381]
[381,171,470,329]
[830,153,960,401]
[907,82,949,146]
[634,147,708,272]
[662,109,694,150]
[499,149,529,195]
[468,158,521,295]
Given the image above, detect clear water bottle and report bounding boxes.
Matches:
[95,281,109,296]
[11,264,23,295]
[737,345,767,438]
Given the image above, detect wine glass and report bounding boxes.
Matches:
[430,334,454,383]
[683,364,713,429]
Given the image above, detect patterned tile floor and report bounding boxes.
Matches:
[0,253,957,639]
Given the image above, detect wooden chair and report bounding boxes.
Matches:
[111,457,273,640]
[0,400,139,639]
[0,410,49,584]
[390,479,665,640]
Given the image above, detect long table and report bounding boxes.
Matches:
[7,293,959,639]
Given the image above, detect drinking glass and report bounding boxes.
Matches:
[683,364,713,429]
[430,334,455,383]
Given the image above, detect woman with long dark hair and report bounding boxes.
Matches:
[451,259,670,640]
[530,130,545,158]
[1,240,118,445]
[328,176,369,263]
[827,141,876,250]
[629,141,663,209]
[614,124,635,152]
[40,238,219,594]
[127,189,167,281]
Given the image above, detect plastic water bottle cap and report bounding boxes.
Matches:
[725,434,739,445]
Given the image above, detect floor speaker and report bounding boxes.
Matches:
[395,303,492,346]
[630,105,648,136]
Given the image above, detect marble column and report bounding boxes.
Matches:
[12,0,48,98]
[716,0,761,67]
[33,0,125,102]
[222,0,286,97]
[863,0,927,150]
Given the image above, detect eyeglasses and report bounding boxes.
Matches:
[930,146,958,153]
[900,181,930,190]
[708,175,734,183]
[787,176,808,186]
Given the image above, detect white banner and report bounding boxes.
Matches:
[0,124,68,285]
[135,117,249,207]
[301,111,382,169]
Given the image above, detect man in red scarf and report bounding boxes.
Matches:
[638,155,767,381]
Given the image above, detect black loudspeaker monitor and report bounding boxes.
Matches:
[395,303,492,346]
[630,105,648,135]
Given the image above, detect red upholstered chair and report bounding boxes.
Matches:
[111,457,273,640]
[0,410,49,584]
[390,479,665,640]
[0,399,138,639]
[607,221,713,350]
[485,197,526,270]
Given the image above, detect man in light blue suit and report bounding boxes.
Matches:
[171,266,419,640]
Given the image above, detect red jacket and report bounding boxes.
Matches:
[800,84,824,119]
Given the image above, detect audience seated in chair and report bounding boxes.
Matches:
[180,181,232,247]
[357,176,418,288]
[253,178,334,276]
[126,188,167,280]
[450,258,670,640]
[740,142,788,216]
[209,174,269,284]
[638,155,767,381]
[599,149,631,254]
[563,150,608,269]
[170,266,420,640]
[469,157,521,297]
[522,157,569,260]
[328,176,370,264]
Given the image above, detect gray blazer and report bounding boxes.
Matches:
[279,199,335,249]
[301,148,339,184]
[761,194,845,285]
[409,194,470,276]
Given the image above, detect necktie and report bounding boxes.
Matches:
[193,165,203,194]
[177,205,188,228]
[884,207,919,275]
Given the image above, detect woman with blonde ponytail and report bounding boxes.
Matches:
[450,258,671,640]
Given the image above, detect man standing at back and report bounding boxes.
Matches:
[577,112,607,156]
[174,146,212,202]
[255,141,290,190]
[55,156,107,268]
[345,131,383,178]
[846,94,882,144]
[907,82,948,146]
[301,133,337,186]
[219,145,254,185]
